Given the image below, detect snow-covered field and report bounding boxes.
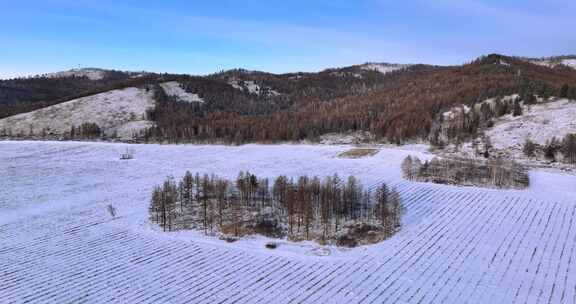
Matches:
[2,141,576,303]
[0,87,155,139]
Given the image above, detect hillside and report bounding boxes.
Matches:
[0,87,155,140]
[439,96,576,170]
[2,54,576,145]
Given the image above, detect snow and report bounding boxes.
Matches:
[160,81,204,103]
[530,58,576,70]
[484,98,576,150]
[360,63,409,74]
[442,105,471,120]
[245,80,261,94]
[1,140,575,303]
[0,87,155,139]
[45,68,106,80]
[562,59,576,69]
[228,79,280,96]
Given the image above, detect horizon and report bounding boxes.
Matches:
[1,0,575,79]
[4,52,576,80]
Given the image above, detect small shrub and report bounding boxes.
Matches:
[120,148,135,160]
[106,204,117,219]
[265,242,277,249]
[336,235,358,248]
[523,138,537,157]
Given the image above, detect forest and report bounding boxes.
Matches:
[142,55,576,144]
[3,54,576,146]
[401,156,529,189]
[149,171,404,247]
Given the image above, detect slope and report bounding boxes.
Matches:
[0,87,155,140]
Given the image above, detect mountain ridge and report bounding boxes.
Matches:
[1,53,576,145]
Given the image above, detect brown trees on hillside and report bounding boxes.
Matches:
[143,56,576,144]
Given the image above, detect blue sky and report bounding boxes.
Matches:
[1,0,575,78]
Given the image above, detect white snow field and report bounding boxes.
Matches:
[2,141,576,304]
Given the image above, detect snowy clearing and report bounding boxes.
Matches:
[228,79,280,96]
[530,58,576,70]
[160,81,204,103]
[360,63,409,74]
[0,87,155,139]
[1,141,576,303]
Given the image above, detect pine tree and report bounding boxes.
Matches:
[512,98,523,116]
[544,138,560,161]
[561,134,576,163]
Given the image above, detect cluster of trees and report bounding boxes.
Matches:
[68,122,102,139]
[524,134,576,163]
[402,156,529,189]
[149,171,404,245]
[0,122,103,140]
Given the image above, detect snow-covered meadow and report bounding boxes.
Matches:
[1,141,576,303]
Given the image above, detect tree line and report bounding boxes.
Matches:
[149,171,404,246]
[402,156,529,189]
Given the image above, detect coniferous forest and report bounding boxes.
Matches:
[142,55,576,144]
[149,171,404,247]
[2,54,576,145]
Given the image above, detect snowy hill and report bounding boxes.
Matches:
[484,98,576,150]
[0,87,155,139]
[442,97,576,168]
[45,68,109,80]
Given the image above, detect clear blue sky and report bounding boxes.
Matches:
[1,0,575,78]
